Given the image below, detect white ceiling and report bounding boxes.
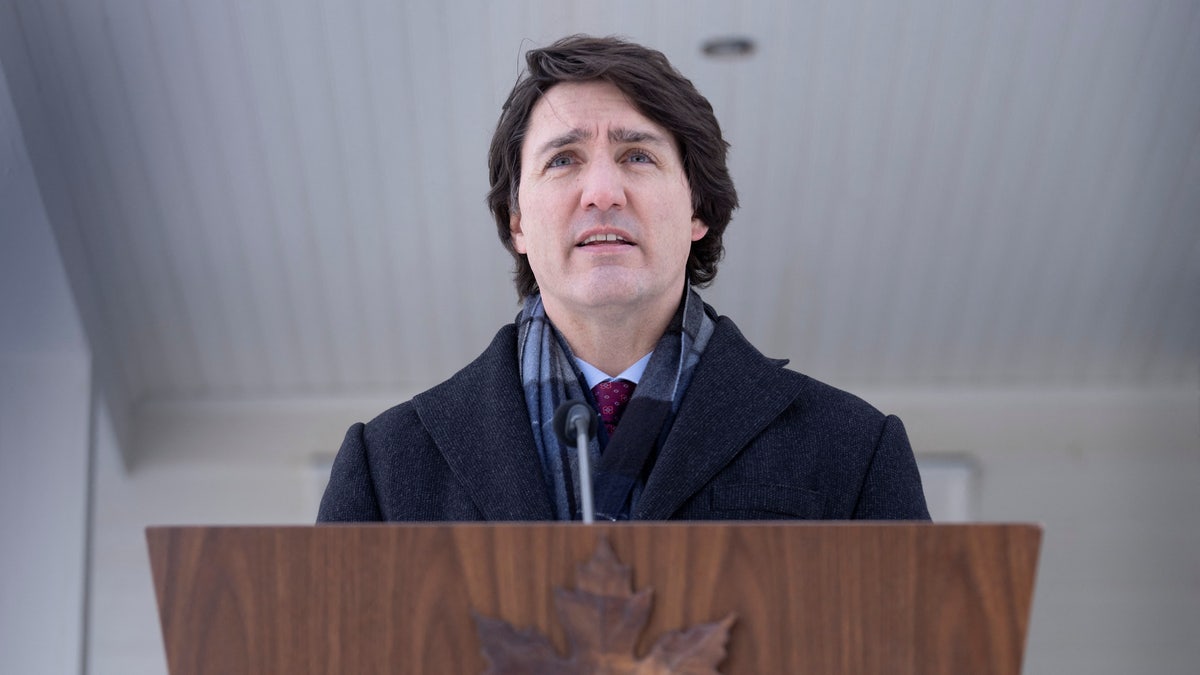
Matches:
[2,0,1198,449]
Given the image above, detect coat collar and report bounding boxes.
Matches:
[633,315,807,519]
[411,315,806,522]
[412,325,555,521]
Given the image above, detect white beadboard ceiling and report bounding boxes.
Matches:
[2,0,1198,454]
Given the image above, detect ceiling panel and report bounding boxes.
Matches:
[1,0,1196,444]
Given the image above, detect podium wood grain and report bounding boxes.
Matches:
[147,523,1040,674]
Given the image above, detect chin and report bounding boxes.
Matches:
[573,288,635,307]
[585,273,646,301]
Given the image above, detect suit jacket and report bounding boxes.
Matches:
[318,314,930,522]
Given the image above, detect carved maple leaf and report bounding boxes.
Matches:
[474,538,736,675]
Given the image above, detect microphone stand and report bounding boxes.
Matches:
[553,401,599,524]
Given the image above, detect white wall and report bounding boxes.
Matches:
[873,386,1200,674]
[83,385,1200,675]
[0,60,92,675]
[86,395,399,675]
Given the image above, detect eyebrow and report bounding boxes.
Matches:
[534,127,670,158]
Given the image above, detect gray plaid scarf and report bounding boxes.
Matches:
[517,287,714,520]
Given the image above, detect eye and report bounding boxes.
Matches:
[625,149,655,164]
[546,153,575,169]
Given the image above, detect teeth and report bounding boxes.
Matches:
[582,233,628,245]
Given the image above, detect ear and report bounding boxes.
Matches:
[510,211,527,254]
[690,217,709,242]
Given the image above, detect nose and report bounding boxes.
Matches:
[579,158,627,211]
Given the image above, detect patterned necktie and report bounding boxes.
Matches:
[592,379,636,438]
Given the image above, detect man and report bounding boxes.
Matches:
[319,35,929,522]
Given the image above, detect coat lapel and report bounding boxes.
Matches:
[413,325,555,521]
[633,316,807,520]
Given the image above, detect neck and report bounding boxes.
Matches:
[544,289,683,377]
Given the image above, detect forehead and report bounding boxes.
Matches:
[522,80,678,155]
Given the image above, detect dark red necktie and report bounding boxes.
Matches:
[592,379,636,438]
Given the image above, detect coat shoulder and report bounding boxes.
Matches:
[411,323,521,413]
[707,313,888,429]
[788,372,890,431]
[357,323,520,438]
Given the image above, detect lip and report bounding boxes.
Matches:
[575,227,637,247]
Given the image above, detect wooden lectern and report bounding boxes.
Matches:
[148,523,1041,674]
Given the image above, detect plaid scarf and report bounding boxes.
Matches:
[517,287,714,520]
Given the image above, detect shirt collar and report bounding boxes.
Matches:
[575,351,653,390]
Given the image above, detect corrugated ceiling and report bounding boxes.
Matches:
[2,0,1197,450]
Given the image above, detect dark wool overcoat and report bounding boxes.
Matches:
[318,315,930,522]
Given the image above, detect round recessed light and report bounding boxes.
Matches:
[701,36,756,59]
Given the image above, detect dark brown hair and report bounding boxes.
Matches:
[487,35,738,299]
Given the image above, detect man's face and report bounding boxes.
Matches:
[511,80,708,318]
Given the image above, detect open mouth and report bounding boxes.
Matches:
[578,233,634,246]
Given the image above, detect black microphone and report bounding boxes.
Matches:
[553,400,599,523]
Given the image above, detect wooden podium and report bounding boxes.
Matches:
[148,523,1041,674]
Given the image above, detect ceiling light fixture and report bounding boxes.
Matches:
[701,36,756,59]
